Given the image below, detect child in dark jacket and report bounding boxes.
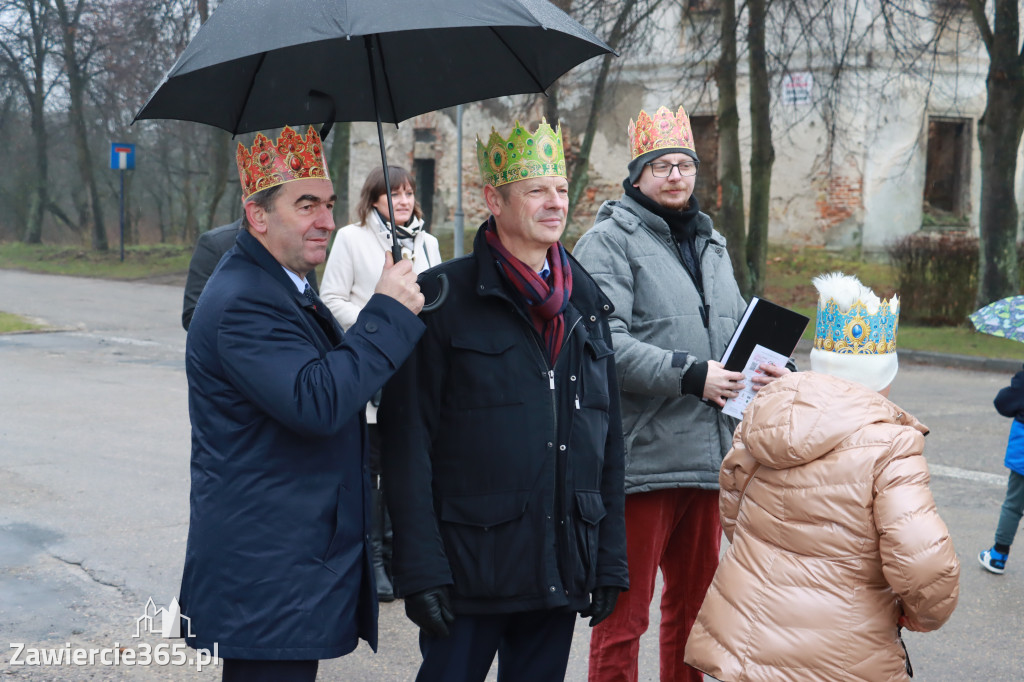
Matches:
[979,364,1024,574]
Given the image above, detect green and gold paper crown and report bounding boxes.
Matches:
[476,119,566,188]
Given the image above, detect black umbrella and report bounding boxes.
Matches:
[134,0,613,292]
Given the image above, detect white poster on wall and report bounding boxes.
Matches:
[782,72,814,105]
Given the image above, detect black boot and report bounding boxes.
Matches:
[371,477,394,602]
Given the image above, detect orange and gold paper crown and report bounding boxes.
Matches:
[628,106,695,160]
[236,125,330,201]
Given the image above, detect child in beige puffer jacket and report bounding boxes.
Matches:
[684,273,959,681]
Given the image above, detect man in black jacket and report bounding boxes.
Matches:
[181,218,319,331]
[379,120,628,682]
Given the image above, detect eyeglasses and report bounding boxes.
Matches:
[646,160,698,178]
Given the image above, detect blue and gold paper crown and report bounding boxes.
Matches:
[813,274,899,355]
[476,119,566,188]
[810,273,899,391]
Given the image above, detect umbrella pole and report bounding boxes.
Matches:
[375,116,402,264]
[365,36,402,263]
[364,35,447,313]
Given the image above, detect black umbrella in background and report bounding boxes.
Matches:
[134,0,614,308]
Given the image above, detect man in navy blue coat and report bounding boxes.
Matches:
[180,125,425,682]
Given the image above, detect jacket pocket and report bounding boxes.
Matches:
[320,484,351,574]
[570,490,607,594]
[439,490,537,599]
[578,336,614,411]
[449,335,524,409]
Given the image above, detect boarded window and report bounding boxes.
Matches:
[690,115,719,221]
[413,128,437,231]
[687,0,719,12]
[931,0,968,15]
[923,117,970,227]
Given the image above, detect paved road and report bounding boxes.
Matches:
[1,269,1022,680]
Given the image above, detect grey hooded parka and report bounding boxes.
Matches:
[573,194,747,493]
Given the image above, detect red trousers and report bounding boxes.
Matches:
[589,488,721,682]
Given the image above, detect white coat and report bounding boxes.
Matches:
[321,213,442,422]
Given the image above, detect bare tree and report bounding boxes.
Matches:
[92,0,197,243]
[0,0,59,243]
[194,0,232,236]
[540,0,669,229]
[967,0,1023,305]
[52,0,108,250]
[716,0,749,291]
[745,0,775,297]
[327,123,352,223]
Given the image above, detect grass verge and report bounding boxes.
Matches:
[0,311,42,333]
[764,245,1022,361]
[0,242,191,280]
[1,240,1020,360]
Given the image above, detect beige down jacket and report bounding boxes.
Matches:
[684,372,960,682]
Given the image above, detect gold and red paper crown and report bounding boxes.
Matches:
[236,125,330,201]
[628,106,695,160]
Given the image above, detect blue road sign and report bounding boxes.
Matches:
[110,143,136,170]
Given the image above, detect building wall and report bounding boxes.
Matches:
[343,3,1013,258]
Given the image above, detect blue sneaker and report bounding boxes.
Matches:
[979,547,1008,574]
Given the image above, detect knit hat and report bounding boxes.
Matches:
[809,272,900,392]
[626,106,700,184]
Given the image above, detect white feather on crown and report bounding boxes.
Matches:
[809,272,900,392]
[811,272,898,316]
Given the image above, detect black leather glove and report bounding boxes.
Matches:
[581,586,621,628]
[404,586,455,638]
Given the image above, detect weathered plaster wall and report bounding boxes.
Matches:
[340,3,1008,258]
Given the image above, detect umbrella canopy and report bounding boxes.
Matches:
[133,0,612,134]
[134,0,613,310]
[969,295,1024,343]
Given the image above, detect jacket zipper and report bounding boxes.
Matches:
[668,234,714,329]
[499,292,586,598]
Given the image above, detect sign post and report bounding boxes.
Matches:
[110,143,136,262]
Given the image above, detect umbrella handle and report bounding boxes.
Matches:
[422,274,449,313]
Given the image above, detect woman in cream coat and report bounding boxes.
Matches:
[320,165,442,601]
[684,274,959,681]
[322,165,441,332]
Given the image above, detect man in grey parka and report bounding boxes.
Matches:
[573,105,787,682]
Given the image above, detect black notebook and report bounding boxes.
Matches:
[719,297,810,372]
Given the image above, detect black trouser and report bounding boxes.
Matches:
[221,658,318,682]
[368,424,393,596]
[416,610,576,682]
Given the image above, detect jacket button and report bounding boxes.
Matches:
[549,586,557,593]
[570,375,577,382]
[559,444,566,451]
[590,315,597,322]
[365,322,378,333]
[603,304,610,311]
[547,442,553,448]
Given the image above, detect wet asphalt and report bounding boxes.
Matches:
[1,269,1022,681]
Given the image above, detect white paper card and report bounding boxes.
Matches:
[721,344,788,420]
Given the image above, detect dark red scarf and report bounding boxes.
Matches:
[484,218,573,364]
